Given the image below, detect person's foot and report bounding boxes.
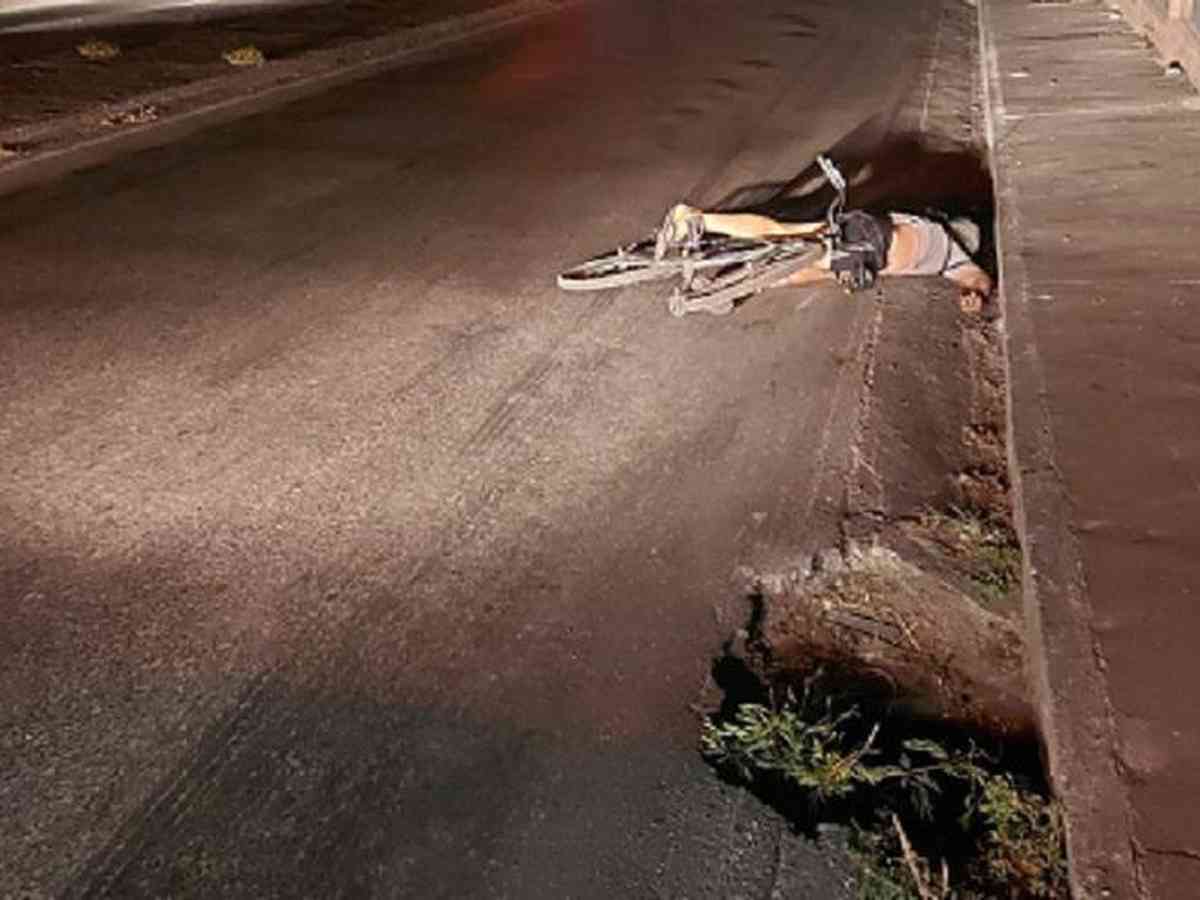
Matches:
[654,202,705,260]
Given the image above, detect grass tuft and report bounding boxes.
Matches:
[222,45,267,67]
[850,828,922,900]
[76,39,121,61]
[701,688,1067,899]
[102,104,161,127]
[918,506,1021,604]
[972,773,1067,898]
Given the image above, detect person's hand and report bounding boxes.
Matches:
[959,289,984,315]
[947,263,993,314]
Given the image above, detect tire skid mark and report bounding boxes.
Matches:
[463,287,617,458]
[466,354,561,453]
[60,294,619,897]
[386,316,510,406]
[63,670,279,900]
[62,548,441,897]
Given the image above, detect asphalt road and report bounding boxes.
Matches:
[1,1,946,895]
[0,0,310,33]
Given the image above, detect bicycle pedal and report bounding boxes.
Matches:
[669,289,735,318]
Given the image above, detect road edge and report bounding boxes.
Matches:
[0,0,583,198]
[975,2,1141,898]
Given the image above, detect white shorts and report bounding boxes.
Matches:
[889,213,977,277]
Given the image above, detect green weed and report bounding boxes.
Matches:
[701,694,1066,899]
[968,773,1068,898]
[849,827,921,900]
[223,45,266,67]
[919,506,1021,604]
[76,39,121,61]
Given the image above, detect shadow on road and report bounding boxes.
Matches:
[713,118,997,273]
[64,674,539,898]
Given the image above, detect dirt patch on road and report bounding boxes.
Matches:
[736,540,1030,743]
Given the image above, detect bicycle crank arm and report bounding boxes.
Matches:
[668,289,736,317]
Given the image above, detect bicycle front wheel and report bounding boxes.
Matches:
[557,240,676,292]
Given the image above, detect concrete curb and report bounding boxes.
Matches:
[976,3,1140,898]
[0,0,582,197]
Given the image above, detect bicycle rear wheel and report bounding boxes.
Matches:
[556,240,674,291]
[669,240,824,317]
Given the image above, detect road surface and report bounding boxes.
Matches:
[0,1,314,33]
[1,1,950,895]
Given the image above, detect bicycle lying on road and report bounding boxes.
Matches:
[557,155,879,317]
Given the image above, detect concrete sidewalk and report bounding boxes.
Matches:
[980,1,1200,898]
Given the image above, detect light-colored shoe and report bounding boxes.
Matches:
[654,203,705,261]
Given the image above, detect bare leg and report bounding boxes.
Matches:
[708,212,835,287]
[661,205,831,287]
[662,203,825,241]
[700,211,826,240]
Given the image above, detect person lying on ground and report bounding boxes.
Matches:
[656,203,994,312]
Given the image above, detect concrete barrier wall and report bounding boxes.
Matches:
[1117,0,1200,85]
